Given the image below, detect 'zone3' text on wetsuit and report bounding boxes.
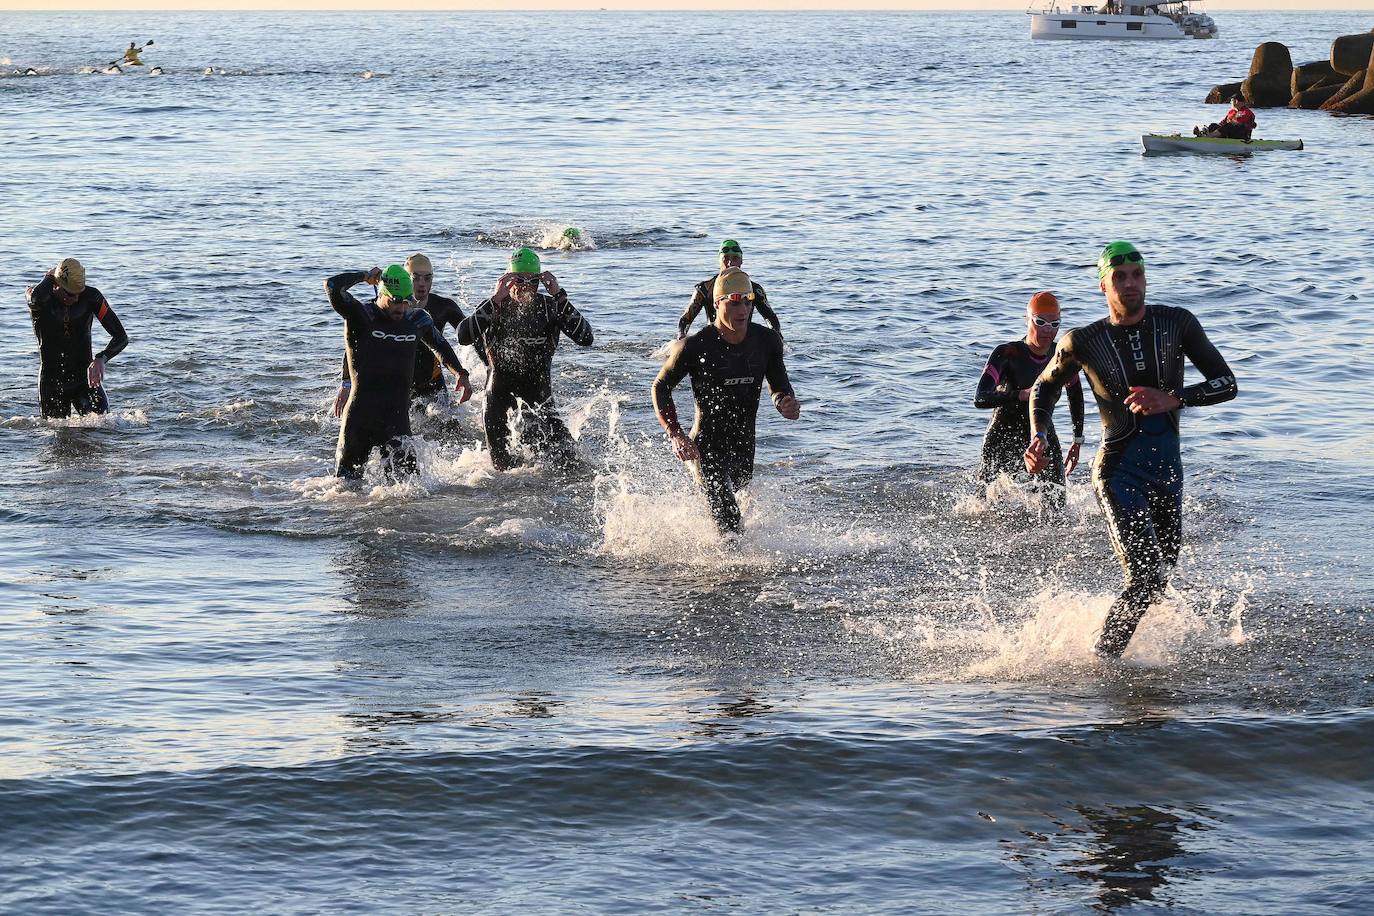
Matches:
[975,338,1085,506]
[1031,303,1237,656]
[456,289,593,470]
[327,271,465,479]
[653,323,793,533]
[27,273,129,418]
[678,276,780,340]
[340,292,467,397]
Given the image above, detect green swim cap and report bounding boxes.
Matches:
[509,247,541,275]
[380,264,413,300]
[562,227,581,241]
[719,238,742,255]
[1098,241,1144,280]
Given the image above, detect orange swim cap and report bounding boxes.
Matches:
[1027,291,1059,316]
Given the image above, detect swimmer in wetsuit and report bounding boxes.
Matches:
[1026,242,1237,657]
[333,253,470,416]
[678,239,781,340]
[975,291,1085,508]
[327,264,472,480]
[654,268,800,534]
[455,247,594,471]
[26,258,129,419]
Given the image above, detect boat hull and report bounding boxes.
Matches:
[1031,13,1187,40]
[1141,134,1304,153]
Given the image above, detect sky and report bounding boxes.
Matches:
[3,1,1373,10]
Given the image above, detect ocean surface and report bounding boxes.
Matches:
[2,9,1373,913]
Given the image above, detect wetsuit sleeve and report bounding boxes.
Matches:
[340,352,350,384]
[678,283,709,339]
[1067,373,1085,438]
[414,310,466,377]
[974,345,1018,409]
[1030,332,1082,433]
[456,301,492,348]
[754,284,781,336]
[764,332,794,402]
[652,338,695,434]
[1178,311,1237,408]
[93,298,128,362]
[325,271,369,322]
[27,274,57,315]
[554,291,593,346]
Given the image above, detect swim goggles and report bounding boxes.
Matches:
[715,292,755,303]
[1106,250,1144,268]
[1031,316,1061,328]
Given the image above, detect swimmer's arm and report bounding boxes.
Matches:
[754,284,782,338]
[455,301,492,349]
[554,291,593,346]
[1178,312,1237,407]
[677,283,708,340]
[974,346,1018,409]
[414,311,467,379]
[26,273,57,314]
[93,298,128,362]
[765,335,799,420]
[652,340,693,436]
[1029,332,1081,436]
[325,270,371,322]
[1067,373,1086,439]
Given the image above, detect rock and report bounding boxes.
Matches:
[1290,83,1343,109]
[1244,42,1294,107]
[1292,61,1339,95]
[1320,68,1367,110]
[1206,81,1244,104]
[1329,85,1374,114]
[1331,32,1374,76]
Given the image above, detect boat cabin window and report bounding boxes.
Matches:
[1061,19,1078,27]
[1127,21,1143,29]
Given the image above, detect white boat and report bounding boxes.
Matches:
[1030,1,1218,41]
[1142,134,1303,153]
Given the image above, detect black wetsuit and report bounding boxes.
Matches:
[326,271,465,479]
[456,289,593,471]
[975,338,1085,507]
[1031,304,1237,656]
[653,323,793,533]
[678,277,780,340]
[26,274,129,418]
[339,293,466,397]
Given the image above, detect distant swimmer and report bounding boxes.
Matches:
[1195,94,1255,140]
[1026,242,1237,657]
[334,253,470,417]
[26,258,129,419]
[654,268,799,534]
[975,291,1085,508]
[326,264,472,480]
[678,239,781,341]
[455,248,594,471]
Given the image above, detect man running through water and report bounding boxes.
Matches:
[26,258,129,419]
[654,268,800,534]
[456,247,594,471]
[327,264,472,480]
[975,291,1085,508]
[678,239,782,340]
[1025,242,1237,657]
[334,253,469,416]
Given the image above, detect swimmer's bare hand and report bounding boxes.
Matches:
[87,356,105,388]
[670,430,700,462]
[453,373,473,405]
[1018,388,1032,402]
[1024,436,1048,474]
[775,394,801,420]
[332,386,349,418]
[364,267,382,286]
[1124,386,1181,416]
[1065,441,1082,476]
[540,271,561,296]
[492,273,517,302]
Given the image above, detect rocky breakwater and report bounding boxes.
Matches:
[1206,28,1374,115]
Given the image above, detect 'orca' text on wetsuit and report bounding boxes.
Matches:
[975,338,1085,504]
[653,323,793,533]
[27,274,129,419]
[1031,303,1237,655]
[456,289,593,470]
[341,292,467,397]
[327,271,465,479]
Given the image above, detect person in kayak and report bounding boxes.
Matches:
[975,291,1085,508]
[1025,241,1237,658]
[333,253,470,416]
[123,42,144,65]
[654,268,800,534]
[328,264,472,480]
[455,248,594,471]
[1195,94,1255,140]
[26,258,129,419]
[678,239,782,340]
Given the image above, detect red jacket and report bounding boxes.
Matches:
[1224,106,1256,129]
